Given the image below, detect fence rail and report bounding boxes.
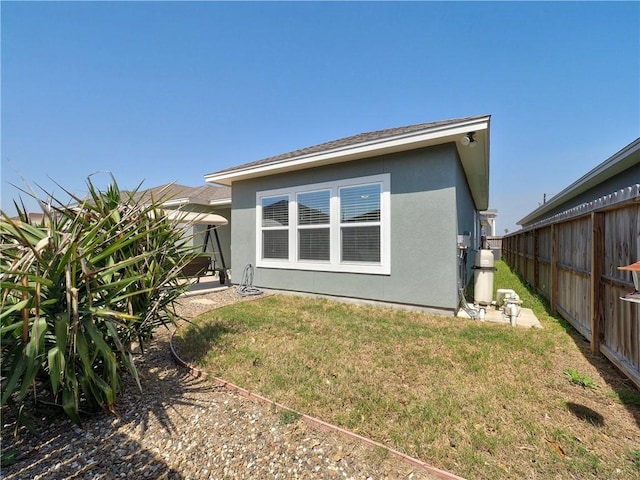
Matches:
[502,200,640,389]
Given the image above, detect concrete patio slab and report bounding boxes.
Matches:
[457,304,542,328]
[181,274,230,296]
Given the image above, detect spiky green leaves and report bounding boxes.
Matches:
[1,175,200,426]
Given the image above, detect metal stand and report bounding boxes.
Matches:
[202,225,228,284]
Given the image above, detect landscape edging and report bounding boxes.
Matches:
[169,329,467,480]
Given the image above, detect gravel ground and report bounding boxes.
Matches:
[1,286,445,480]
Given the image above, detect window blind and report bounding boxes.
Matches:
[340,184,381,223]
[341,226,381,262]
[262,196,289,227]
[298,191,330,225]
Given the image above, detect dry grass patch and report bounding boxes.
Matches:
[173,263,640,480]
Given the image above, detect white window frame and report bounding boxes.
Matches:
[256,173,390,275]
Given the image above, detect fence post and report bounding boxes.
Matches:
[524,231,529,284]
[551,223,558,313]
[533,228,540,293]
[590,212,605,355]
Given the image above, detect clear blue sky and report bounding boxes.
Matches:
[2,1,639,233]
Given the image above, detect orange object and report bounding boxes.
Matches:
[618,261,640,271]
[618,262,639,302]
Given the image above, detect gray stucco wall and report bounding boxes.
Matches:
[454,155,480,290]
[230,143,479,311]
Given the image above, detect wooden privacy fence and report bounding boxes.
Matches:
[502,187,640,389]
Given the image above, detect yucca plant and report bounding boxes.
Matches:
[1,176,198,425]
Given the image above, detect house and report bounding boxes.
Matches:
[517,138,640,228]
[7,182,234,280]
[205,115,491,313]
[133,183,232,272]
[479,209,501,260]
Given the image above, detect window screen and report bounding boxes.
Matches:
[340,184,381,263]
[298,190,330,225]
[262,230,289,259]
[298,190,330,261]
[261,195,289,259]
[340,184,381,223]
[299,229,330,260]
[262,196,289,227]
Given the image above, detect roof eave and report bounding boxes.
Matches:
[518,137,640,225]
[209,198,232,206]
[205,115,490,209]
[161,197,210,207]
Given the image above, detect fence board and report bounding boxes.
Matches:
[503,202,640,389]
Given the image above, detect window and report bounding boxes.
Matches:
[297,190,330,261]
[340,184,381,263]
[256,174,390,274]
[261,195,289,259]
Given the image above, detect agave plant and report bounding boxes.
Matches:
[1,176,198,424]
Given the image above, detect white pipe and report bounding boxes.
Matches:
[496,288,518,306]
[509,303,518,326]
[464,303,481,320]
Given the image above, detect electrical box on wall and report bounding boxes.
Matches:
[457,234,471,249]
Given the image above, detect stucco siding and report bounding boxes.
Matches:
[534,164,640,222]
[230,181,257,279]
[454,153,479,291]
[230,143,468,310]
[384,145,459,308]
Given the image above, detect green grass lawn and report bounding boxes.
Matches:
[174,260,640,479]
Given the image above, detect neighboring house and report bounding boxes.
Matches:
[8,183,233,274]
[133,183,232,271]
[517,138,640,228]
[479,209,501,260]
[479,209,498,237]
[205,115,491,313]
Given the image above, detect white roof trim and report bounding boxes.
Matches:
[205,117,489,183]
[161,197,210,207]
[205,116,491,210]
[209,198,232,206]
[159,210,228,226]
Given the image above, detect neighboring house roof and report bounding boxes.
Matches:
[131,183,231,207]
[205,114,491,210]
[205,185,232,206]
[6,212,48,224]
[518,137,640,226]
[7,184,232,224]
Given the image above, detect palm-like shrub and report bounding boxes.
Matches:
[1,177,198,424]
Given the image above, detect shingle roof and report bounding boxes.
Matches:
[206,115,487,177]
